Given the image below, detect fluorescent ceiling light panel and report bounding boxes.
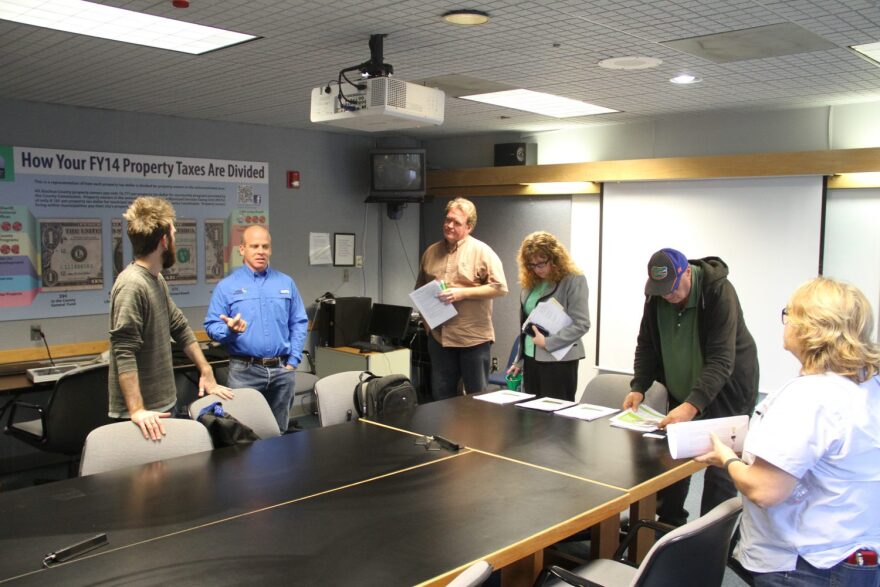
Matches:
[0,0,257,54]
[460,89,617,118]
[850,41,880,65]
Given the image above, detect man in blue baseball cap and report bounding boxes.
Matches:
[624,248,759,526]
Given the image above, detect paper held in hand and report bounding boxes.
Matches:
[522,298,573,360]
[609,404,665,432]
[409,280,457,329]
[666,415,749,459]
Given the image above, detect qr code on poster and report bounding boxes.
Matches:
[237,185,262,205]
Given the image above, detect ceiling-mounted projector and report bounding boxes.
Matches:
[310,33,445,132]
[311,78,445,131]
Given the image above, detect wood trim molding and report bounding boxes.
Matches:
[827,172,880,189]
[427,147,880,191]
[0,331,212,366]
[428,182,600,198]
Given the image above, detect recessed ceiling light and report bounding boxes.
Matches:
[598,56,663,70]
[460,89,617,118]
[0,0,257,54]
[441,9,490,26]
[850,41,880,66]
[670,74,702,84]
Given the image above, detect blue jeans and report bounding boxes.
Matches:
[227,359,295,433]
[753,555,879,587]
[426,336,491,401]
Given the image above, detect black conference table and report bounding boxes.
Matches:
[0,408,631,587]
[374,395,704,561]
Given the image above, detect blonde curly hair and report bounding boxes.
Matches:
[517,231,581,289]
[786,277,880,382]
[123,196,176,258]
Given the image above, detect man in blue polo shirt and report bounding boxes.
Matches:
[205,225,308,433]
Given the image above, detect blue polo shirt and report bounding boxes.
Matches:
[205,265,308,367]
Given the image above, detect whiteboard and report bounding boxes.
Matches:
[824,188,880,337]
[598,176,823,394]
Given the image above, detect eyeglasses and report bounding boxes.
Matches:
[781,307,789,325]
[526,260,550,271]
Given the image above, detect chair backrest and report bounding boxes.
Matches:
[44,363,113,455]
[314,371,362,426]
[488,337,521,386]
[446,560,493,587]
[188,388,281,439]
[635,496,743,587]
[80,419,214,476]
[581,373,668,412]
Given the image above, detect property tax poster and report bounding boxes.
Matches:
[0,145,269,320]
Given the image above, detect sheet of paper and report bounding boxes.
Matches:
[309,232,332,265]
[515,397,577,412]
[473,390,535,405]
[409,280,457,329]
[523,298,574,360]
[555,403,620,422]
[666,415,749,459]
[609,404,666,432]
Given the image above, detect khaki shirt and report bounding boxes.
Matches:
[416,235,507,347]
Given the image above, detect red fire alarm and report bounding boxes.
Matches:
[287,170,301,189]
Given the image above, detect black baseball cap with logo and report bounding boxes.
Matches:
[645,248,689,296]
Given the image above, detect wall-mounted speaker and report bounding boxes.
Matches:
[494,143,537,167]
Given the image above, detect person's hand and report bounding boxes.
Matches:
[530,325,546,348]
[623,391,643,411]
[438,288,463,304]
[284,364,295,371]
[506,364,521,377]
[220,313,247,333]
[659,402,699,428]
[130,409,171,441]
[695,432,738,468]
[199,369,235,399]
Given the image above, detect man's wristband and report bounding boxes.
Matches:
[723,457,745,471]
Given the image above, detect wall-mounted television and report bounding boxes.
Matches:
[365,149,426,203]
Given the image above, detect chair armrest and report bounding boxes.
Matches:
[5,401,47,441]
[540,565,603,587]
[613,518,677,561]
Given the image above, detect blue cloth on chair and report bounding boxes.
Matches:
[197,401,225,419]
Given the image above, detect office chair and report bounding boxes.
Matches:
[4,363,113,475]
[446,560,493,587]
[292,350,319,410]
[580,373,668,413]
[79,419,214,476]
[537,496,743,587]
[314,371,361,426]
[188,387,281,439]
[487,337,521,389]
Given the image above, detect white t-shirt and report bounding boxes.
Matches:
[735,373,880,572]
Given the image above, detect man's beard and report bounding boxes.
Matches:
[162,240,176,269]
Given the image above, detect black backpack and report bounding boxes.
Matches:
[353,371,418,419]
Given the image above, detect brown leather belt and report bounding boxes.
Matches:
[230,355,286,367]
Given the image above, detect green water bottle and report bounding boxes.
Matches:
[506,372,523,391]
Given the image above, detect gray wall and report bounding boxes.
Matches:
[1,97,393,353]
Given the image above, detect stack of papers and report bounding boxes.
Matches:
[666,415,749,459]
[522,298,573,361]
[473,390,535,405]
[515,397,577,412]
[409,280,457,329]
[609,405,665,432]
[555,403,620,422]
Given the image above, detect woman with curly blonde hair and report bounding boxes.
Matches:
[698,277,880,587]
[507,231,590,401]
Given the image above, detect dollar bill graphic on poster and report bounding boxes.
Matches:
[111,218,124,281]
[204,219,226,283]
[39,219,103,291]
[163,218,197,285]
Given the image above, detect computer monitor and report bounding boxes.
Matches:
[367,303,412,344]
[317,296,372,347]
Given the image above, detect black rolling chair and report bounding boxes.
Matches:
[4,363,113,476]
[537,496,743,587]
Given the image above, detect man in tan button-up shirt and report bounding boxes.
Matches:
[416,198,507,400]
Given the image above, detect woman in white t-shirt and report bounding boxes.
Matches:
[698,276,880,587]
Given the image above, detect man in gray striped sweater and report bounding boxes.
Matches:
[109,197,233,441]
